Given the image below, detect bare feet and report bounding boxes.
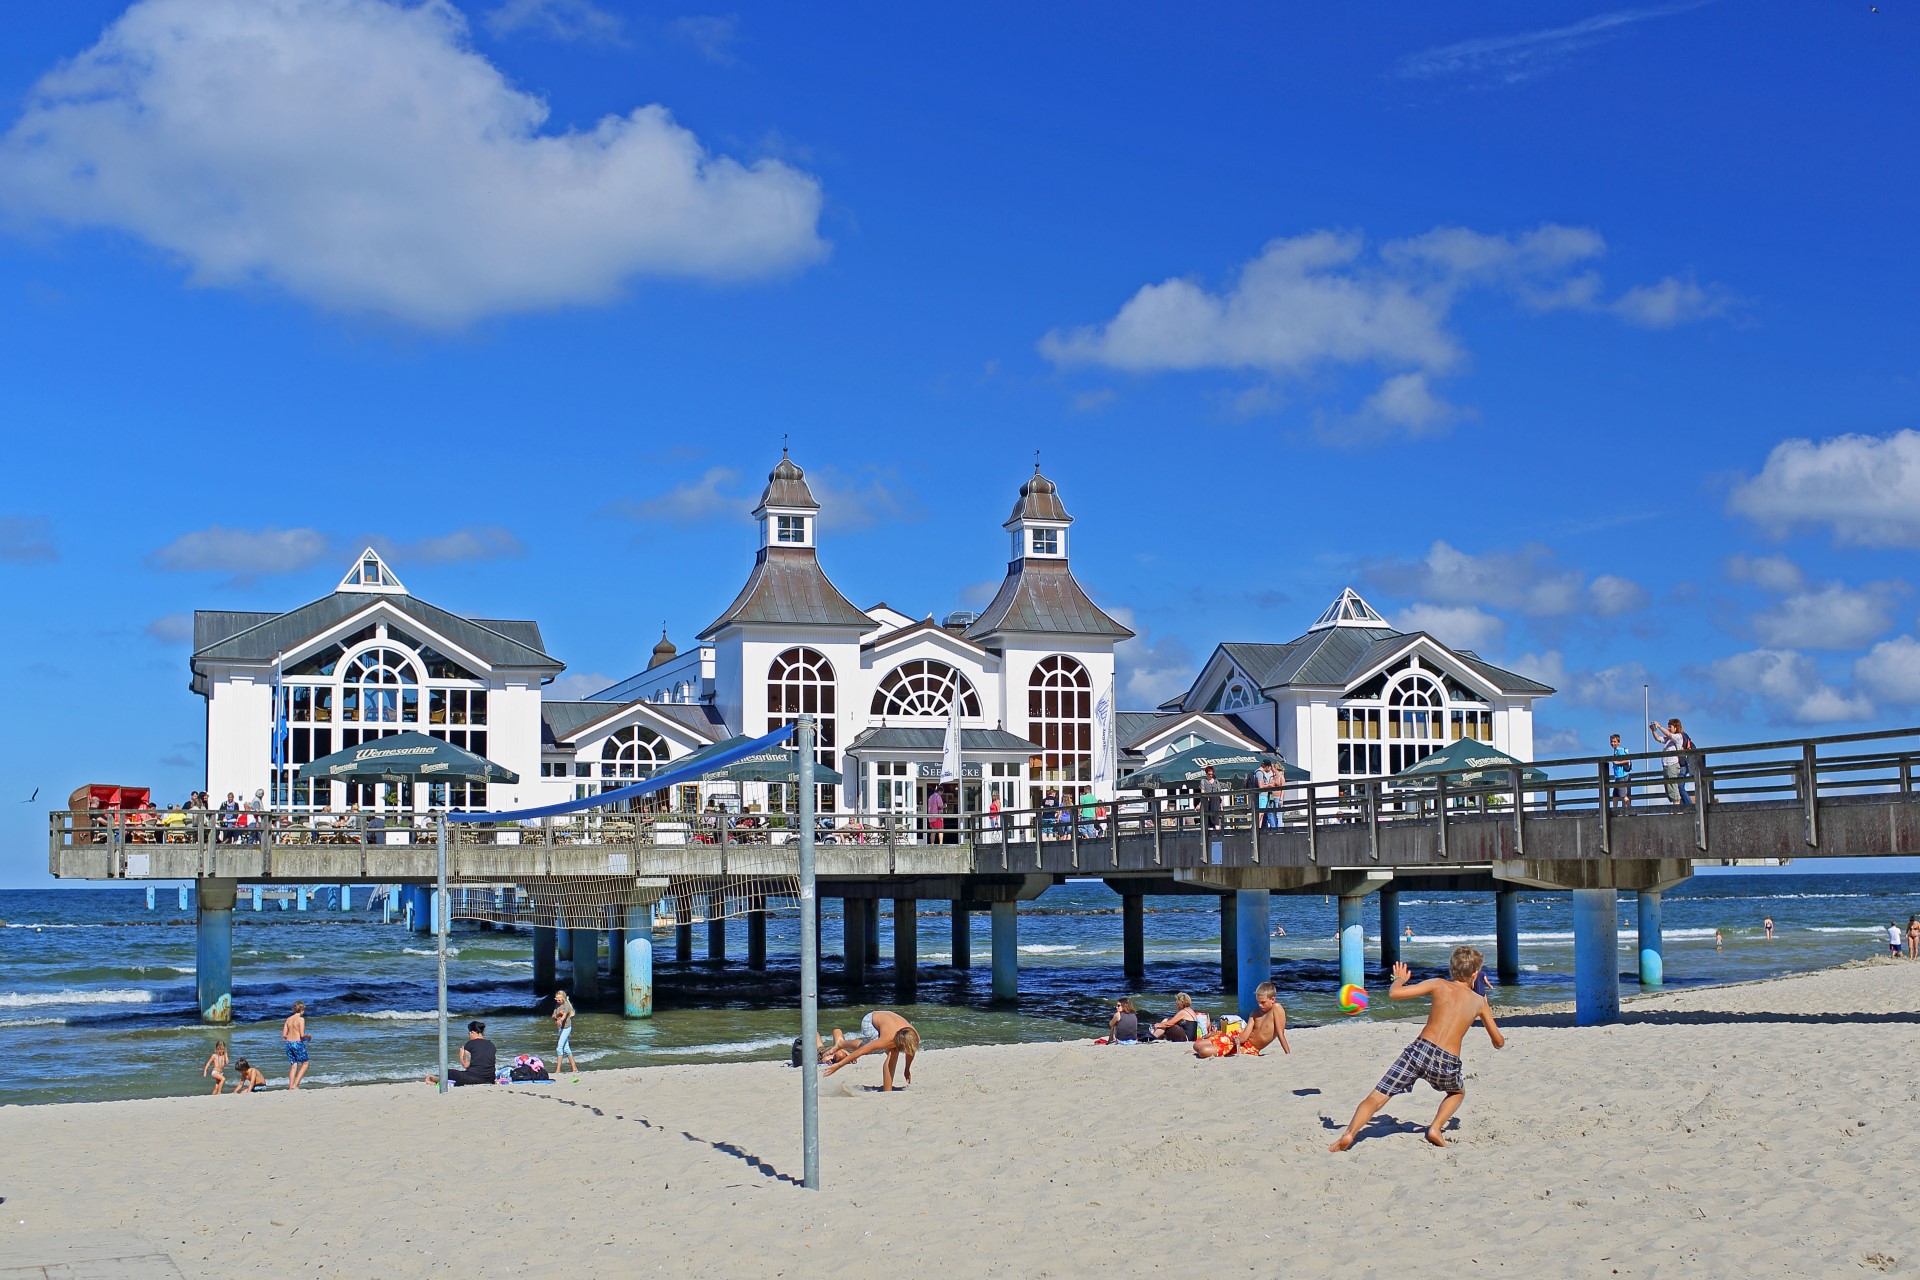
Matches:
[1328,1134,1355,1153]
[1426,1128,1448,1148]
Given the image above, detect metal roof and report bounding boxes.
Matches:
[191,592,562,672]
[846,727,1040,754]
[1209,624,1552,697]
[963,560,1133,641]
[194,610,277,652]
[754,453,820,512]
[1004,469,1071,526]
[698,546,873,638]
[540,698,725,748]
[1121,710,1269,751]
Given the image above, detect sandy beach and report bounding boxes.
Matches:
[3,960,1917,1279]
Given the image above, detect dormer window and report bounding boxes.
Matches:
[1030,527,1060,556]
[776,516,808,544]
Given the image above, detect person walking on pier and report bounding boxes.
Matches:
[552,990,578,1078]
[281,1001,312,1090]
[1608,734,1632,810]
[1329,948,1505,1152]
[1254,758,1284,829]
[1648,718,1695,807]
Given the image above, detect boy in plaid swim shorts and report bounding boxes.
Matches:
[1330,946,1505,1152]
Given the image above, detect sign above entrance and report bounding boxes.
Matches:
[917,762,982,779]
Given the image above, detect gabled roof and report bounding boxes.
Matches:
[964,559,1133,642]
[698,546,873,638]
[846,726,1039,754]
[861,617,992,657]
[191,592,562,674]
[540,698,725,748]
[1123,711,1268,752]
[1188,623,1553,704]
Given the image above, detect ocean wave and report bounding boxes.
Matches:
[482,960,533,971]
[1805,926,1882,934]
[649,1037,792,1057]
[1018,944,1078,954]
[0,1016,66,1029]
[0,989,154,1009]
[349,1009,440,1021]
[403,947,460,957]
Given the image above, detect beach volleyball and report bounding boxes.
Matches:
[1338,984,1369,1015]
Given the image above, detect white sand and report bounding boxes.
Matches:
[4,961,1918,1278]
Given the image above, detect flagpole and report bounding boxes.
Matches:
[436,810,448,1094]
[797,716,820,1189]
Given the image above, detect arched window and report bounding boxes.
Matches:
[1216,679,1254,712]
[342,646,418,726]
[601,725,669,782]
[1386,673,1445,774]
[767,647,837,812]
[870,660,982,719]
[1027,654,1092,803]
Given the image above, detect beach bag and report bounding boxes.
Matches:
[791,1036,804,1067]
[509,1064,549,1082]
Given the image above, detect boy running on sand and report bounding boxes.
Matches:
[203,1041,228,1095]
[1330,948,1504,1151]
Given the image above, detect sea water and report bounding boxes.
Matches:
[1,873,1915,1106]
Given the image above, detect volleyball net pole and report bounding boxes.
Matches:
[797,714,820,1190]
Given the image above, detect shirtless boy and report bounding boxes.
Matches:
[1330,948,1504,1151]
[282,1001,312,1090]
[1194,982,1289,1057]
[229,1060,267,1093]
[822,1010,919,1090]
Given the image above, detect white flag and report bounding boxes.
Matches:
[1091,679,1117,800]
[940,702,962,783]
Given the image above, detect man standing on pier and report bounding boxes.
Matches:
[282,1001,312,1090]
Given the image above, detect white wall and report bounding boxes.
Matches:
[206,667,272,803]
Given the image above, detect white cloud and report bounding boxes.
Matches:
[1071,389,1118,414]
[1728,429,1920,548]
[1393,603,1505,651]
[1379,224,1605,284]
[145,613,195,644]
[1396,4,1706,85]
[483,0,624,42]
[1709,649,1872,724]
[147,526,331,576]
[1726,553,1805,593]
[1511,649,1570,692]
[1366,540,1646,618]
[0,515,57,564]
[807,467,924,533]
[615,468,746,525]
[1111,610,1193,707]
[545,671,617,700]
[669,14,741,65]
[1607,275,1731,328]
[369,526,525,566]
[1532,725,1591,757]
[1344,371,1459,442]
[0,0,825,327]
[1750,582,1900,650]
[1855,636,1920,706]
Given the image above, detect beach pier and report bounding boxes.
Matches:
[1120,891,1144,984]
[1218,893,1237,987]
[707,890,727,962]
[1570,889,1619,1026]
[1495,889,1521,984]
[746,896,768,971]
[990,901,1017,1000]
[623,906,654,1017]
[862,900,881,967]
[950,901,972,970]
[843,899,868,986]
[1234,889,1271,1019]
[533,926,556,993]
[570,929,601,1001]
[893,897,918,996]
[674,897,693,966]
[195,877,235,1024]
[1638,890,1664,987]
[1378,885,1400,971]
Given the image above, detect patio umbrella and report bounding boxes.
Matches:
[295,731,519,784]
[1391,738,1546,787]
[692,734,843,786]
[1120,741,1309,789]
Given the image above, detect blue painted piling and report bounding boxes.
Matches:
[252,886,263,912]
[196,880,236,1024]
[623,907,653,1018]
[1571,888,1621,1026]
[178,885,189,912]
[1235,889,1271,1020]
[950,901,971,970]
[991,901,1018,1001]
[296,887,309,913]
[533,925,556,994]
[1637,890,1664,987]
[340,884,351,911]
[1495,888,1521,983]
[1338,895,1366,990]
[557,923,573,961]
[570,928,600,1001]
[146,886,155,911]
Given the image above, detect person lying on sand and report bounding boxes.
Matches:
[822,1011,919,1090]
[1329,948,1505,1152]
[1195,983,1289,1057]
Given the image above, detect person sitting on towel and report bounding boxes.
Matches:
[427,1021,497,1086]
[1194,984,1290,1058]
[1150,992,1199,1042]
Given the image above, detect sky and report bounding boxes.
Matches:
[1,1,1917,885]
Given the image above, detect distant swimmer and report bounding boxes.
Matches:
[1764,916,1775,941]
[1715,929,1724,950]
[822,1011,919,1090]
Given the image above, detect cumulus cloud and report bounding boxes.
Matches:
[669,14,741,65]
[1393,603,1505,651]
[545,671,617,700]
[368,526,525,566]
[148,526,331,577]
[1728,429,1920,548]
[1607,275,1732,328]
[1532,725,1591,757]
[483,0,625,42]
[1726,553,1805,593]
[1708,649,1872,724]
[1750,582,1901,650]
[1365,540,1647,619]
[1855,636,1920,706]
[145,613,195,644]
[0,0,826,327]
[1318,371,1463,445]
[807,467,925,533]
[1396,4,1707,86]
[612,468,747,525]
[1111,609,1193,707]
[0,515,57,564]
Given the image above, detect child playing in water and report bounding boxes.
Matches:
[202,1041,228,1095]
[229,1060,267,1093]
[1329,947,1505,1151]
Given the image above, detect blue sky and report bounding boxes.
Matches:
[2,1,1917,884]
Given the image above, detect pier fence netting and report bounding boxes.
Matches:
[445,872,802,931]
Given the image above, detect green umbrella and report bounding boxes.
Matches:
[1120,741,1309,789]
[295,730,519,784]
[1392,738,1546,787]
[685,735,844,786]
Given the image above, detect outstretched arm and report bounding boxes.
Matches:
[822,1037,889,1076]
[1480,998,1506,1049]
[1386,961,1440,1000]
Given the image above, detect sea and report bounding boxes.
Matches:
[2,873,1916,1107]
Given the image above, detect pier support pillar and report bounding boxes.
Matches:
[893,898,917,996]
[297,887,309,913]
[950,901,971,970]
[147,886,155,911]
[1571,889,1620,1027]
[608,927,625,984]
[1122,893,1145,985]
[1379,885,1401,972]
[863,899,881,966]
[747,901,768,971]
[570,929,601,1002]
[622,907,654,1018]
[1495,889,1521,984]
[1338,895,1365,991]
[991,900,1018,1002]
[674,893,693,966]
[196,877,236,1025]
[1219,894,1238,988]
[533,926,557,994]
[1234,890,1271,1021]
[708,890,727,963]
[1637,890,1664,988]
[253,885,264,913]
[843,900,868,986]
[179,885,190,912]
[557,921,573,961]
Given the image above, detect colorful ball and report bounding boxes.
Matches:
[1338,983,1369,1015]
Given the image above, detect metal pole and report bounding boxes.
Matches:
[436,812,449,1095]
[797,716,821,1191]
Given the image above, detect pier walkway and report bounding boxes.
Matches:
[48,727,1920,1027]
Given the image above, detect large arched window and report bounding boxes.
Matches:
[870,660,982,719]
[1028,654,1092,803]
[601,725,669,782]
[1386,673,1445,774]
[767,647,837,812]
[1337,656,1493,778]
[342,646,418,725]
